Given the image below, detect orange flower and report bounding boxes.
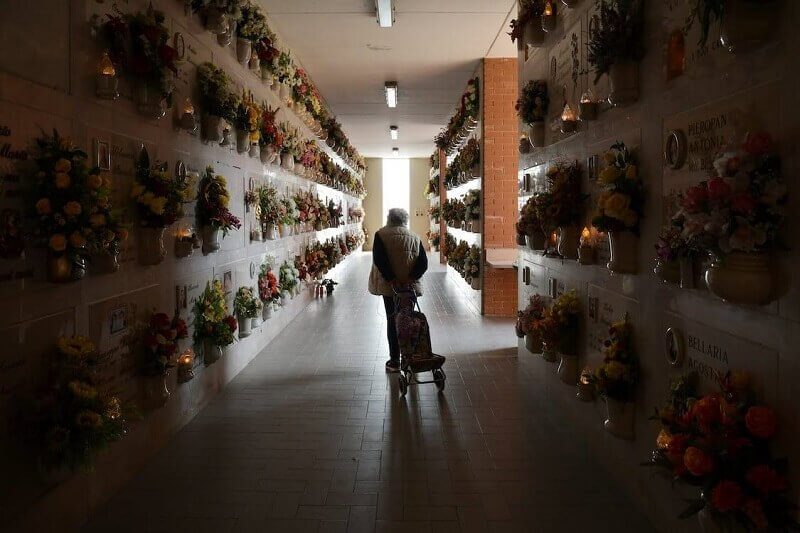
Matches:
[63,201,82,217]
[710,480,744,512]
[35,198,51,214]
[683,446,714,477]
[55,172,71,189]
[691,395,722,430]
[49,234,67,252]
[87,173,103,189]
[746,465,787,494]
[68,231,86,248]
[89,213,106,227]
[745,406,777,439]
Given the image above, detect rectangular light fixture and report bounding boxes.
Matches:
[385,82,398,108]
[389,125,398,140]
[375,0,394,28]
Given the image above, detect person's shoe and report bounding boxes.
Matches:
[385,360,400,373]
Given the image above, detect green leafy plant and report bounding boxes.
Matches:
[237,2,270,41]
[197,62,239,122]
[586,0,646,83]
[234,286,261,319]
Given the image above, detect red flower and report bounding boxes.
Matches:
[710,480,744,512]
[744,498,769,530]
[225,315,238,332]
[158,44,179,73]
[746,465,788,494]
[150,312,171,329]
[707,177,732,202]
[691,395,722,431]
[743,131,774,156]
[684,446,715,477]
[682,184,708,213]
[745,406,777,439]
[730,193,757,215]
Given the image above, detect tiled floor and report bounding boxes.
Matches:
[84,252,654,532]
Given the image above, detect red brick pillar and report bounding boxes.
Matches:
[481,58,519,317]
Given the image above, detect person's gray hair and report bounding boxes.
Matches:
[387,208,409,226]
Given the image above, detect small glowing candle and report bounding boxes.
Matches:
[544,1,553,16]
[96,52,119,100]
[578,227,595,265]
[560,104,578,133]
[177,349,195,383]
[580,226,591,243]
[542,0,557,32]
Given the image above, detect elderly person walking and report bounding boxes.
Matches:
[369,208,428,372]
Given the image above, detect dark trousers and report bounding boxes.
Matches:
[383,296,400,363]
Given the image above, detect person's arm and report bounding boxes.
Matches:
[372,233,396,282]
[410,241,428,280]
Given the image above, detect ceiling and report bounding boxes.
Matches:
[258,0,517,159]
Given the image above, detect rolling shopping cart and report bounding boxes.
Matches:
[393,287,446,396]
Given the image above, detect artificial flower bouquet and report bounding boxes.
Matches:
[233,90,262,143]
[197,62,239,123]
[279,122,302,158]
[280,260,300,295]
[594,315,638,402]
[236,1,270,42]
[541,162,584,231]
[516,294,548,338]
[544,290,581,355]
[586,0,646,84]
[592,142,645,234]
[276,51,296,85]
[280,195,300,227]
[196,166,241,236]
[131,158,193,229]
[143,313,188,376]
[234,286,261,319]
[516,80,549,124]
[257,185,281,227]
[258,264,281,306]
[646,372,797,531]
[29,335,128,472]
[193,280,237,347]
[259,106,283,151]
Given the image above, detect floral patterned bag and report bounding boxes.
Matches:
[394,291,432,362]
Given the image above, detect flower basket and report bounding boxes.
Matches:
[608,62,639,107]
[528,122,545,147]
[705,251,773,306]
[604,397,634,439]
[607,230,637,274]
[138,226,166,266]
[201,226,221,254]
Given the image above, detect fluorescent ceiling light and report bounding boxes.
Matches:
[385,82,398,108]
[389,126,398,140]
[375,0,394,28]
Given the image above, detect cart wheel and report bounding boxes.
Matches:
[433,369,445,391]
[398,375,408,396]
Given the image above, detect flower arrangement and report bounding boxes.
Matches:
[517,80,549,125]
[236,1,270,41]
[96,6,179,105]
[646,372,797,530]
[436,78,481,153]
[258,264,280,305]
[429,230,441,248]
[259,105,283,150]
[538,162,584,231]
[28,336,128,471]
[299,140,320,169]
[594,315,638,402]
[592,142,645,234]
[586,0,646,84]
[234,286,261,319]
[197,62,239,122]
[190,0,246,19]
[508,0,545,43]
[255,34,280,72]
[196,166,241,236]
[142,313,188,376]
[518,195,544,240]
[257,185,281,227]
[464,244,481,282]
[279,122,302,157]
[279,260,300,294]
[543,290,580,354]
[26,130,128,264]
[464,190,481,223]
[233,90,261,142]
[672,132,785,257]
[348,206,364,222]
[276,51,296,85]
[193,280,237,346]
[279,195,299,226]
[131,158,193,228]
[516,294,548,337]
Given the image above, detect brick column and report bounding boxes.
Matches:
[481,58,519,317]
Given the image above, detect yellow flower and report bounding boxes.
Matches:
[216,175,227,187]
[36,198,51,215]
[49,234,67,252]
[625,165,638,180]
[55,172,71,189]
[87,173,103,189]
[63,201,82,216]
[598,166,621,185]
[220,193,230,208]
[75,410,103,429]
[68,381,98,401]
[149,196,168,215]
[603,193,630,215]
[58,335,96,357]
[101,173,113,189]
[603,152,616,166]
[68,231,86,248]
[54,158,72,173]
[90,213,107,227]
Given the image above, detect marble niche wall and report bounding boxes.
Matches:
[0,1,364,530]
[516,1,799,532]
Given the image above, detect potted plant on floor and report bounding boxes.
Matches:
[516,80,549,147]
[586,0,645,106]
[591,142,644,274]
[131,152,193,266]
[548,290,581,384]
[193,280,237,366]
[142,312,188,407]
[233,286,260,337]
[258,263,280,320]
[594,315,638,439]
[196,166,241,254]
[197,62,239,143]
[645,372,797,532]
